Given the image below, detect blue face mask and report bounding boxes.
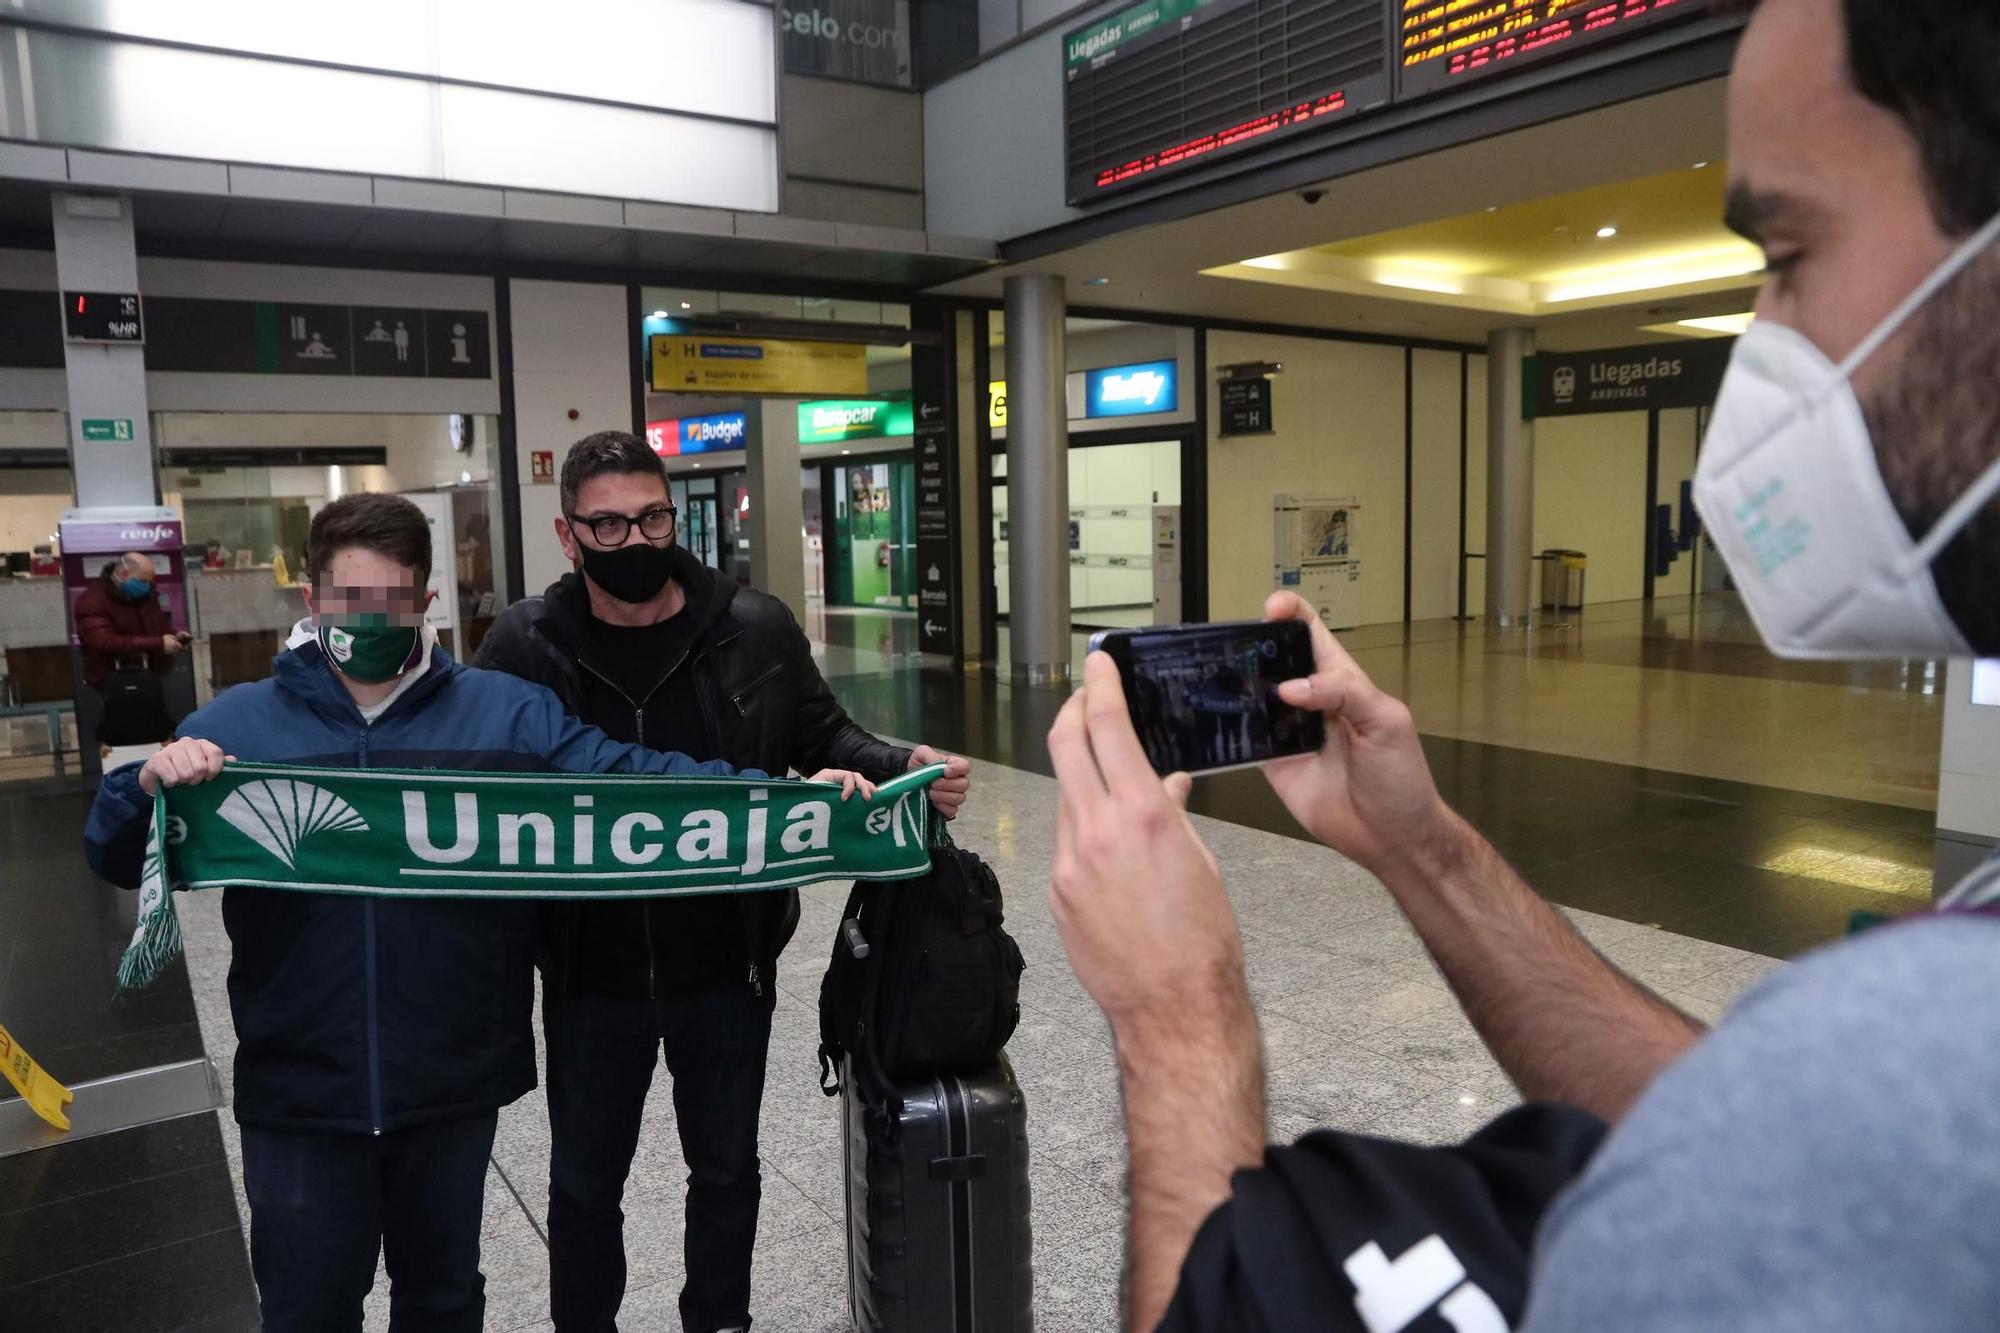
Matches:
[119,578,152,601]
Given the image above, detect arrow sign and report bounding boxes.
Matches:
[924,619,945,636]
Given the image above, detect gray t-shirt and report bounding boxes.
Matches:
[1524,913,2000,1331]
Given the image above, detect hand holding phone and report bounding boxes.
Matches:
[1089,619,1326,777]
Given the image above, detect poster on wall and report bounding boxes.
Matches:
[1272,494,1362,631]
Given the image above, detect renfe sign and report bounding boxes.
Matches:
[647,412,749,456]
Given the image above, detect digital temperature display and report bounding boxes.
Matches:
[1397,0,1707,100]
[62,290,145,345]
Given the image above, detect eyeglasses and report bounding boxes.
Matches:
[571,505,677,547]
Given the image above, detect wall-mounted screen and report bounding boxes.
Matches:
[1064,0,1392,203]
[1396,0,1707,101]
[1063,0,1714,204]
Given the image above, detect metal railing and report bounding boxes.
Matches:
[0,702,77,780]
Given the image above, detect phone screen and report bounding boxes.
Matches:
[1095,620,1325,777]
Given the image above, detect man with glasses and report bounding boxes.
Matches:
[474,431,973,1333]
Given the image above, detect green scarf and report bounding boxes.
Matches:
[120,761,946,991]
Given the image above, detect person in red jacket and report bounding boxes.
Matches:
[73,552,180,689]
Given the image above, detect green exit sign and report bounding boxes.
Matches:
[81,418,135,442]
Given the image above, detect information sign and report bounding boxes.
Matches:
[1397,0,1709,102]
[1218,378,1273,436]
[650,335,869,396]
[1528,338,1733,418]
[80,418,135,442]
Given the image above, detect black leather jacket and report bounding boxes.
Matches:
[472,564,912,995]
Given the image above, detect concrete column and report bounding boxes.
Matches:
[748,398,806,618]
[53,192,153,506]
[1484,327,1536,628]
[1003,274,1069,684]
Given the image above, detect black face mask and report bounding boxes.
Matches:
[576,539,676,604]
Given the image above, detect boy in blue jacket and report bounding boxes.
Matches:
[85,493,869,1333]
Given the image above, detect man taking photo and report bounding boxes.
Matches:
[1046,0,2000,1328]
[474,431,973,1333]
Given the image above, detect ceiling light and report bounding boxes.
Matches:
[1485,205,1498,213]
[1084,277,1110,287]
[841,449,851,455]
[692,462,702,468]
[1372,269,1467,296]
[650,309,668,318]
[1539,247,1765,305]
[1677,312,1755,335]
[679,302,693,310]
[1693,161,1710,170]
[1596,226,1618,239]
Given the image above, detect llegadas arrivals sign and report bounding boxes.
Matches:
[1529,338,1734,418]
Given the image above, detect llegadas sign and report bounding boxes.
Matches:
[647,412,749,457]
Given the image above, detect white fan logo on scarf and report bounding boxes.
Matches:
[217,779,371,869]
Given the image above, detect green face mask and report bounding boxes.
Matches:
[317,614,420,684]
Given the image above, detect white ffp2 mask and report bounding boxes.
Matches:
[1694,211,2000,660]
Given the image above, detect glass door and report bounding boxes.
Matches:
[672,476,722,570]
[990,437,1181,630]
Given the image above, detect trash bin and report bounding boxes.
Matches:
[1539,549,1587,611]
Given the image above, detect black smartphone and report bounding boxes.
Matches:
[1088,620,1325,777]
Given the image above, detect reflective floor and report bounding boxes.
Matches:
[817,595,1945,957]
[0,591,1945,1331]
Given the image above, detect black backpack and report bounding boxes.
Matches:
[97,663,173,747]
[818,833,1025,1104]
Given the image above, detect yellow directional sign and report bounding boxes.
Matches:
[650,334,868,396]
[0,1021,73,1131]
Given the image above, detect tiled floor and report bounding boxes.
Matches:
[163,754,1783,1333]
[819,610,1943,961]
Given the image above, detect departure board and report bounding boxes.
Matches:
[1064,0,1392,202]
[1063,0,1715,204]
[1397,0,1708,100]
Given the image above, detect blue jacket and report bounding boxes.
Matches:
[85,640,745,1135]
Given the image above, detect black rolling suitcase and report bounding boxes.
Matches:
[841,1053,1034,1333]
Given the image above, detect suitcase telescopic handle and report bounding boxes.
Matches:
[927,1153,988,1182]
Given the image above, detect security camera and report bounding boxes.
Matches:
[1298,189,1327,206]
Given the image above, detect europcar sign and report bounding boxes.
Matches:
[797,399,914,444]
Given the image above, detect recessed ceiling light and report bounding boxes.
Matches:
[679,302,693,310]
[1485,205,1499,213]
[1677,312,1755,335]
[1596,226,1619,239]
[1693,161,1710,170]
[1084,277,1110,286]
[650,309,668,318]
[841,449,851,455]
[692,462,702,468]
